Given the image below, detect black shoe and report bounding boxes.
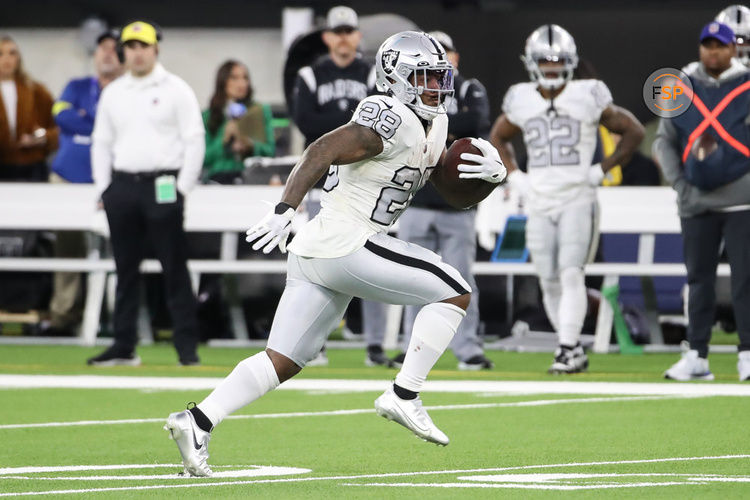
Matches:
[87,345,141,366]
[458,354,494,371]
[390,351,406,368]
[179,357,201,366]
[365,345,393,367]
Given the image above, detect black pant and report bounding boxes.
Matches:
[102,171,199,362]
[681,210,750,357]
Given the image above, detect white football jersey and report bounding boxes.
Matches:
[502,79,613,214]
[288,95,448,258]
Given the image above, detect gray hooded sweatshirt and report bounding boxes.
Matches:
[653,59,750,217]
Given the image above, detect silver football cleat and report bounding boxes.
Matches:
[374,388,449,446]
[164,410,212,477]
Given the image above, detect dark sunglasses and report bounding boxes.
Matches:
[331,26,356,35]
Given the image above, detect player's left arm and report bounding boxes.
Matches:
[598,104,645,173]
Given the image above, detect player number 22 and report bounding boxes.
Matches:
[525,116,581,168]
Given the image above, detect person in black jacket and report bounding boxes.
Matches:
[291,6,385,367]
[292,6,375,147]
[393,31,494,371]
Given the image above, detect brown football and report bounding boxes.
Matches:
[691,132,718,161]
[433,138,495,209]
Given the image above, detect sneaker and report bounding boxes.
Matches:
[738,351,750,381]
[365,345,393,367]
[164,409,212,477]
[86,345,141,366]
[374,388,449,446]
[458,354,494,371]
[390,352,406,369]
[548,344,588,374]
[306,347,329,367]
[664,349,714,381]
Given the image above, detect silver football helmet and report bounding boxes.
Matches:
[716,4,750,65]
[375,31,454,120]
[521,24,579,90]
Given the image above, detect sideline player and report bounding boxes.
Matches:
[490,24,643,374]
[164,31,506,476]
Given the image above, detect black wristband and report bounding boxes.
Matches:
[274,202,294,214]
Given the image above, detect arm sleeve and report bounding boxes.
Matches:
[291,71,345,142]
[91,90,115,197]
[501,85,522,127]
[652,117,684,187]
[349,96,401,158]
[53,81,95,136]
[448,79,491,139]
[35,84,59,153]
[175,81,206,195]
[252,103,276,157]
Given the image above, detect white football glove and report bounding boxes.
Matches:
[588,163,605,186]
[245,203,295,254]
[457,137,508,184]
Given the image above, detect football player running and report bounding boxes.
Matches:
[164,31,506,476]
[490,24,643,374]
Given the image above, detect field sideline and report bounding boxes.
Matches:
[1,344,749,498]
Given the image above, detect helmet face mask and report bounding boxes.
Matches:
[716,5,750,66]
[375,31,455,120]
[522,24,578,90]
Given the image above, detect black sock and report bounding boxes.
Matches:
[188,405,213,433]
[393,383,418,400]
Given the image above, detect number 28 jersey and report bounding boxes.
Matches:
[502,79,612,214]
[288,95,448,258]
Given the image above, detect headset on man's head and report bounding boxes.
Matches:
[116,20,163,63]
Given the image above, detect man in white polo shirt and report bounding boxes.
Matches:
[89,21,205,366]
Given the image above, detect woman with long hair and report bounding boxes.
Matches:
[0,35,58,181]
[202,60,274,184]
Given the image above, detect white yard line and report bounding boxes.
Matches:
[1,455,748,497]
[1,375,750,396]
[0,395,692,430]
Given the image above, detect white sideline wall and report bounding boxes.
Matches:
[3,28,285,108]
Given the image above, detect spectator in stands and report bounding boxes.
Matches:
[88,21,204,366]
[393,31,494,371]
[655,22,750,381]
[203,60,274,184]
[42,30,122,336]
[0,35,58,181]
[290,6,386,367]
[291,6,375,148]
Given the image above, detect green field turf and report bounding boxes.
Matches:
[1,344,749,498]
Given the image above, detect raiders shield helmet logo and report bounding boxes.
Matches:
[381,49,399,74]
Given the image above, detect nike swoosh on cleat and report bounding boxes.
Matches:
[191,427,202,450]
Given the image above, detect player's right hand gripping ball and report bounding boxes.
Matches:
[457,138,507,184]
[245,203,295,254]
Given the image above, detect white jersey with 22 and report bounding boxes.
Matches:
[502,79,613,214]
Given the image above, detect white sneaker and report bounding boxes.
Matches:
[374,388,449,446]
[664,349,714,381]
[738,351,750,381]
[164,410,212,477]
